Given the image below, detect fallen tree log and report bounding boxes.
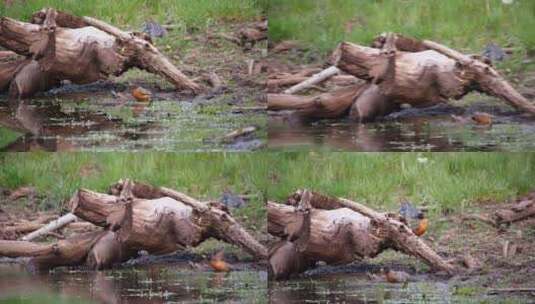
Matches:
[0,8,200,99]
[107,180,268,259]
[268,190,456,280]
[269,32,535,121]
[267,84,368,119]
[334,33,535,118]
[0,180,266,271]
[494,198,535,225]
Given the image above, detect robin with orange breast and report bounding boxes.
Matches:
[209,249,231,272]
[132,87,152,102]
[399,201,428,237]
[413,213,428,236]
[383,267,410,283]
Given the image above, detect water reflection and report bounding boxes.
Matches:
[268,103,535,151]
[0,93,265,152]
[0,263,267,304]
[268,273,522,304]
[0,99,149,151]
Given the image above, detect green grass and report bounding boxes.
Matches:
[269,0,535,72]
[1,0,265,30]
[0,294,93,304]
[2,153,534,219]
[265,152,535,215]
[0,153,269,230]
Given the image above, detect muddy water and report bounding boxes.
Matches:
[0,88,265,152]
[269,102,535,152]
[269,273,531,304]
[0,263,267,304]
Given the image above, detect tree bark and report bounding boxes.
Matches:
[494,199,535,225]
[268,190,456,279]
[267,84,367,118]
[0,8,200,98]
[20,213,78,241]
[334,33,535,115]
[0,181,266,271]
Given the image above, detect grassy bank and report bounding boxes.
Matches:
[2,152,535,218]
[0,153,269,230]
[269,0,535,72]
[1,0,265,29]
[265,152,535,215]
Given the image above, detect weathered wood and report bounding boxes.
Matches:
[71,189,205,254]
[268,190,456,279]
[0,9,200,98]
[82,16,201,93]
[1,181,266,271]
[283,66,340,94]
[0,240,57,257]
[128,182,268,259]
[29,231,110,271]
[267,84,367,118]
[268,201,383,264]
[332,33,535,118]
[334,41,467,107]
[422,40,535,115]
[0,230,108,271]
[106,180,267,259]
[300,191,456,274]
[494,199,535,224]
[21,213,78,241]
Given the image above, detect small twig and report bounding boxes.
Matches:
[488,288,535,295]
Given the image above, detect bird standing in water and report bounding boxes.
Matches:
[209,249,231,272]
[132,87,152,102]
[383,267,410,283]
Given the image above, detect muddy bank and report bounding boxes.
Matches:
[267,41,535,152]
[0,15,267,152]
[268,197,535,303]
[269,98,535,151]
[0,81,265,151]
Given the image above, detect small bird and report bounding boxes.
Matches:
[482,43,506,62]
[220,190,246,209]
[209,250,231,272]
[471,112,492,125]
[400,201,428,236]
[142,21,167,38]
[383,267,410,283]
[132,87,152,102]
[413,214,428,237]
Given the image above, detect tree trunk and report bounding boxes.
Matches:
[108,180,268,259]
[0,8,200,98]
[334,33,535,115]
[0,180,266,271]
[267,84,367,118]
[268,190,456,279]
